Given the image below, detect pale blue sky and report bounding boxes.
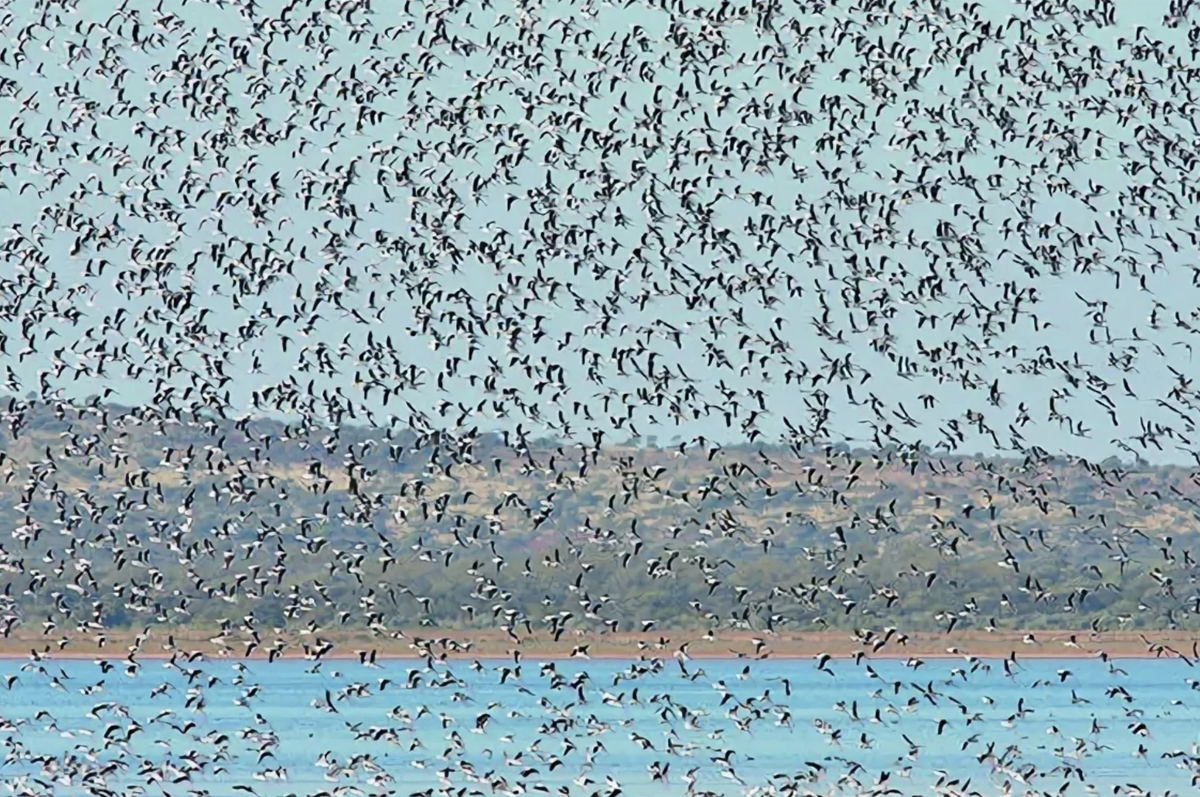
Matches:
[1,0,1197,464]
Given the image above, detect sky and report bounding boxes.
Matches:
[1,0,1198,465]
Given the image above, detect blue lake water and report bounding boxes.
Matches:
[1,655,1197,796]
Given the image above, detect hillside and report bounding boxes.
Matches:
[0,396,1196,642]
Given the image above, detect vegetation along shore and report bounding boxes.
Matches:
[0,629,1195,662]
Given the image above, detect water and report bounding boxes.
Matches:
[1,655,1196,796]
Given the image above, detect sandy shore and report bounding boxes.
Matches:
[0,628,1194,662]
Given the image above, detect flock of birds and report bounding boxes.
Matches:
[5,0,1200,795]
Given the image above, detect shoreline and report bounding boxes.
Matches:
[0,629,1194,662]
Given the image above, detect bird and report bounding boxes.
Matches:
[0,2,1197,797]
